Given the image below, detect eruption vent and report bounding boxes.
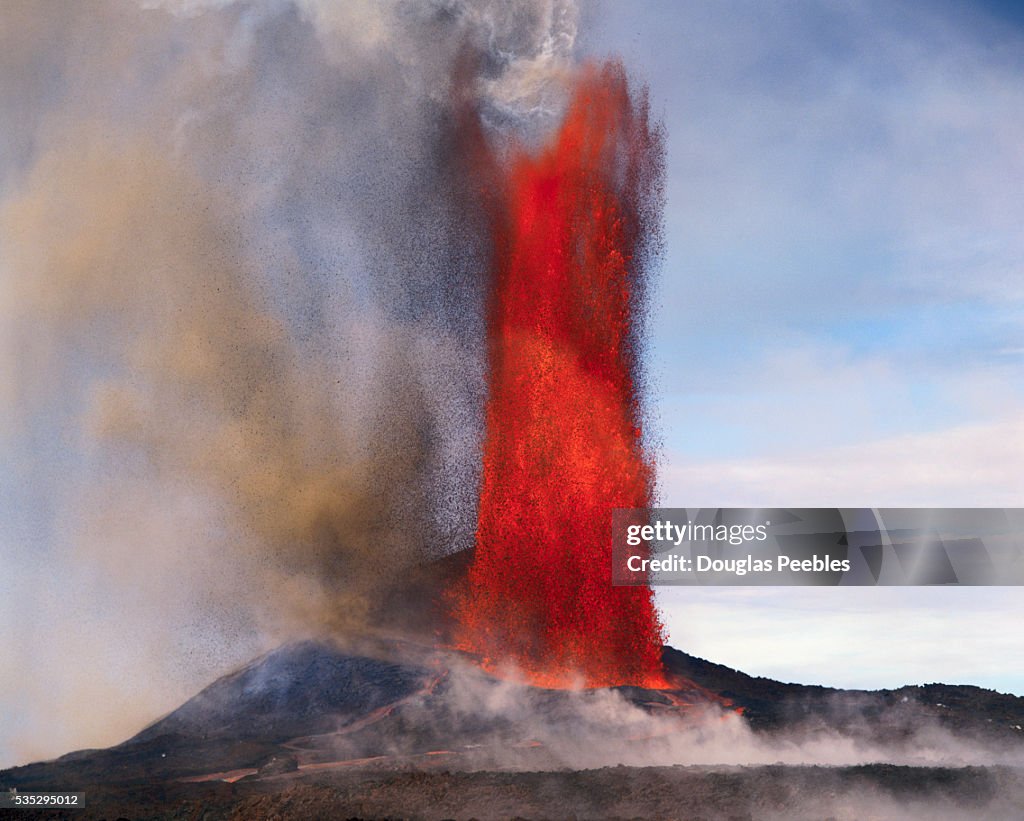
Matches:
[455,62,666,688]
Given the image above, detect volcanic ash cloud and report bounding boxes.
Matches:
[0,0,579,764]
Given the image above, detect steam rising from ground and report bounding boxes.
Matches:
[0,0,577,766]
[331,659,1024,819]
[387,660,1024,772]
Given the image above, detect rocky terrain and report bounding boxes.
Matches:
[2,639,1023,820]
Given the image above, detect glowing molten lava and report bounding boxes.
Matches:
[455,62,666,688]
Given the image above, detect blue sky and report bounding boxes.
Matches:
[586,1,1024,693]
[589,0,1024,463]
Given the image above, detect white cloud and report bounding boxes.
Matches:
[655,412,1024,697]
[589,1,1024,414]
[659,415,1024,508]
[658,586,1024,694]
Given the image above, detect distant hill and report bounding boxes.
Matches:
[664,646,1024,741]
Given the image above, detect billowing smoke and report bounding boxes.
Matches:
[428,663,1024,771]
[0,0,578,765]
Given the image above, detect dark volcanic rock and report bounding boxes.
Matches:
[3,764,1022,821]
[131,640,432,745]
[663,645,1024,741]
[0,640,436,790]
[2,638,1023,818]
[257,753,299,776]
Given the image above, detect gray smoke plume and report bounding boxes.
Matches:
[0,0,578,766]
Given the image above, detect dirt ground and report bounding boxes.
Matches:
[4,763,1022,821]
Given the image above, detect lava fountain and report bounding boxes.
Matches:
[455,62,667,688]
